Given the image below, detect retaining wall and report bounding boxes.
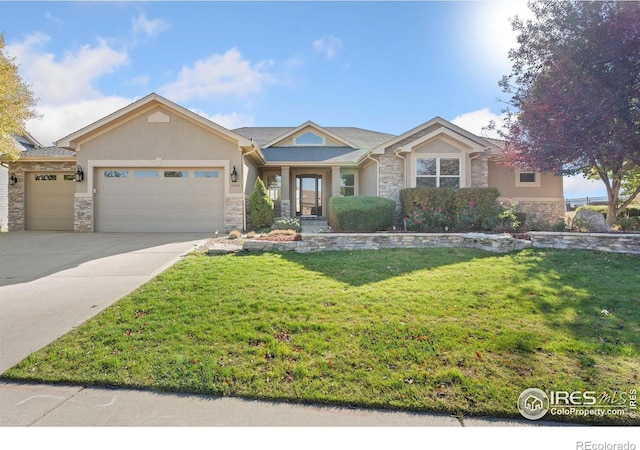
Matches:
[242,232,640,255]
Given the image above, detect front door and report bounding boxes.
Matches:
[296,175,322,217]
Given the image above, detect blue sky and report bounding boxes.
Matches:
[2,0,605,197]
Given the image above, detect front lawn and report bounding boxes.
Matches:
[3,248,639,424]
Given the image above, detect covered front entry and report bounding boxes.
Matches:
[296,174,322,217]
[95,167,225,232]
[26,172,75,231]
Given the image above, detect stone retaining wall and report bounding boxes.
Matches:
[529,232,640,255]
[244,233,532,254]
[242,232,640,255]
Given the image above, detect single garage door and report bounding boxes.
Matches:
[95,168,225,232]
[26,172,75,231]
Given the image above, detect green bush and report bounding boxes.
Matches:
[329,196,396,232]
[400,187,510,232]
[615,216,640,231]
[247,178,274,229]
[272,217,302,232]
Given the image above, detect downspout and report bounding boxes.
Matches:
[394,148,407,190]
[241,139,259,231]
[365,151,380,197]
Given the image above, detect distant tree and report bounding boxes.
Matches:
[495,1,640,226]
[247,177,274,229]
[0,34,39,160]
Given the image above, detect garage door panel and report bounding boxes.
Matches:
[96,167,225,232]
[26,172,75,231]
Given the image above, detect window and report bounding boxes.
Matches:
[266,174,281,200]
[164,171,189,178]
[104,170,128,178]
[295,131,324,146]
[134,170,158,178]
[63,174,75,181]
[34,174,57,181]
[416,157,460,188]
[515,169,541,187]
[340,172,356,196]
[194,171,219,178]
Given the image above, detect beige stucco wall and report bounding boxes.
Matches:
[488,160,563,199]
[359,159,378,197]
[75,106,244,196]
[0,165,7,231]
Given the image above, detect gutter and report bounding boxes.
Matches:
[365,151,380,197]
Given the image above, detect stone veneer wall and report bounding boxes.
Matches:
[225,196,245,232]
[74,197,93,232]
[517,200,566,228]
[376,151,405,224]
[529,232,640,255]
[8,161,76,231]
[470,154,489,188]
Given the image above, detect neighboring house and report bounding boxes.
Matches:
[1,93,565,233]
[1,133,42,231]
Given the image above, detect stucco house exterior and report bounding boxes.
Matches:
[2,93,564,233]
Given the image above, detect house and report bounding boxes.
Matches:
[2,93,564,232]
[1,133,42,231]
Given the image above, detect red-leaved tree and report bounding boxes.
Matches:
[495,0,640,226]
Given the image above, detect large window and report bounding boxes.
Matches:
[416,157,460,188]
[266,174,282,200]
[340,172,356,196]
[295,131,324,146]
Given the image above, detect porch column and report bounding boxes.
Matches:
[281,166,291,218]
[331,166,341,199]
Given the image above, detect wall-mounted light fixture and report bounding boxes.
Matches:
[230,166,238,183]
[75,165,84,182]
[9,173,17,186]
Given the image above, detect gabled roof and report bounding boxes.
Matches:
[56,93,254,149]
[19,146,76,159]
[262,147,368,165]
[371,116,498,154]
[233,125,394,149]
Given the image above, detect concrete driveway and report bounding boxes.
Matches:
[0,231,210,374]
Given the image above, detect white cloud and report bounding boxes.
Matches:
[132,13,171,39]
[450,108,505,138]
[313,35,343,59]
[191,110,255,131]
[6,32,129,106]
[159,48,275,102]
[27,96,135,146]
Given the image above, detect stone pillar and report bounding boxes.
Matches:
[74,196,93,232]
[8,169,25,231]
[225,196,245,232]
[281,166,291,217]
[471,153,489,187]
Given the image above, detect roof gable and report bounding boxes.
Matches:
[56,93,254,150]
[262,121,358,148]
[372,117,497,154]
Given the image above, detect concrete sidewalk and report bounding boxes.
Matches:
[0,381,549,427]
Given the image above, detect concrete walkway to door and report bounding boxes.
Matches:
[0,231,210,374]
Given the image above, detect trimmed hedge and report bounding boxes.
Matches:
[248,178,274,229]
[328,196,396,232]
[272,217,302,232]
[400,187,510,232]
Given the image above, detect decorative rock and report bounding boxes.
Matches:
[573,209,609,232]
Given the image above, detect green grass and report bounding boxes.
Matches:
[3,248,639,424]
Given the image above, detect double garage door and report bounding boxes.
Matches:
[95,168,225,232]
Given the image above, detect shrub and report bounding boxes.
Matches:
[400,187,505,232]
[248,178,274,229]
[229,230,242,239]
[615,216,640,231]
[551,220,567,232]
[329,196,396,232]
[272,216,302,232]
[492,199,521,232]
